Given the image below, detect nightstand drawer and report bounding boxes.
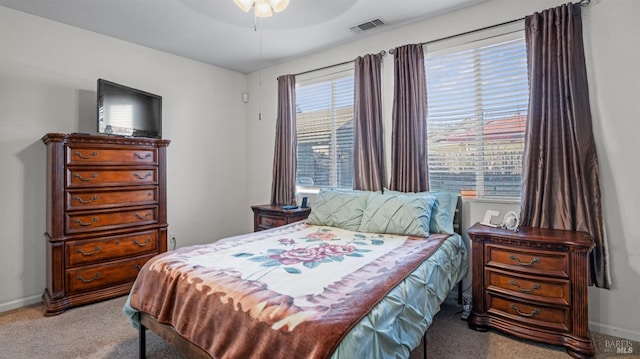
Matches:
[488,295,570,333]
[486,244,569,278]
[258,215,286,229]
[486,268,570,306]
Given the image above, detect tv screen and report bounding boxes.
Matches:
[97,79,162,138]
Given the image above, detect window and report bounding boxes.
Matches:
[295,68,354,190]
[425,31,529,199]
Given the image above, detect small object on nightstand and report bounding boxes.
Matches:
[480,210,500,227]
[281,205,299,210]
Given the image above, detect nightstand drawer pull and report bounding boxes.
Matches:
[74,195,99,204]
[74,173,99,181]
[510,304,540,318]
[133,264,142,270]
[510,254,540,267]
[509,280,541,293]
[264,219,274,225]
[133,238,152,247]
[133,152,152,160]
[76,246,101,256]
[74,217,99,226]
[76,272,101,283]
[74,151,98,159]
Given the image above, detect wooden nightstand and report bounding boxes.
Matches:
[467,223,595,358]
[250,204,311,232]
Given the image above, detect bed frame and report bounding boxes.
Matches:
[137,196,464,359]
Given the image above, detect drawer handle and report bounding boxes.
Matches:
[133,264,142,270]
[76,246,101,256]
[133,172,152,180]
[133,152,152,160]
[74,151,98,159]
[74,217,99,226]
[264,219,274,225]
[509,254,540,267]
[76,272,101,283]
[510,304,540,318]
[509,280,541,293]
[133,238,152,247]
[74,195,99,204]
[135,212,152,220]
[74,173,99,181]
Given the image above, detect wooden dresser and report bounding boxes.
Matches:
[467,223,595,358]
[42,133,170,315]
[250,204,311,232]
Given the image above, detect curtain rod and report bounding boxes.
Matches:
[293,50,386,77]
[293,0,591,76]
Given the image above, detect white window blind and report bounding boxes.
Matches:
[425,32,529,199]
[295,69,354,189]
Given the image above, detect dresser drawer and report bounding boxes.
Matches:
[487,295,570,333]
[258,215,286,230]
[486,268,570,306]
[66,145,157,166]
[65,206,157,234]
[486,244,569,278]
[66,230,159,267]
[66,168,157,188]
[66,254,155,294]
[66,187,157,211]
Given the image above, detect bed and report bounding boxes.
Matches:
[124,189,467,359]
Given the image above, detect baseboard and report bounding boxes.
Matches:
[0,294,41,313]
[590,321,640,342]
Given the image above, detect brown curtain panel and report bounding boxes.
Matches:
[270,74,297,205]
[353,53,386,191]
[389,43,428,192]
[522,3,609,288]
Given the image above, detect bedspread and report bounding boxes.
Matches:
[127,223,453,359]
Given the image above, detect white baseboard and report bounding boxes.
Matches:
[590,321,640,342]
[0,294,41,313]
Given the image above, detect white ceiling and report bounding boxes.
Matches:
[0,0,486,74]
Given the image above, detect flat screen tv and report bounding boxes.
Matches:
[97,79,162,138]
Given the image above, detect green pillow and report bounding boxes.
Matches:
[307,189,369,231]
[358,193,435,237]
[384,189,458,235]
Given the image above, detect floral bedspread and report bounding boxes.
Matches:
[129,222,451,359]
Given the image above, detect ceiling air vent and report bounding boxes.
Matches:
[350,18,385,33]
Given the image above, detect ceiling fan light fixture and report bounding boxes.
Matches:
[268,0,289,13]
[254,0,273,17]
[233,0,288,17]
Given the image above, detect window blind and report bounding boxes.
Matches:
[425,34,529,199]
[295,70,355,189]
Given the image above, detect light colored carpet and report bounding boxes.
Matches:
[0,296,637,358]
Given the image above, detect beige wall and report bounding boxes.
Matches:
[0,6,249,311]
[245,0,640,341]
